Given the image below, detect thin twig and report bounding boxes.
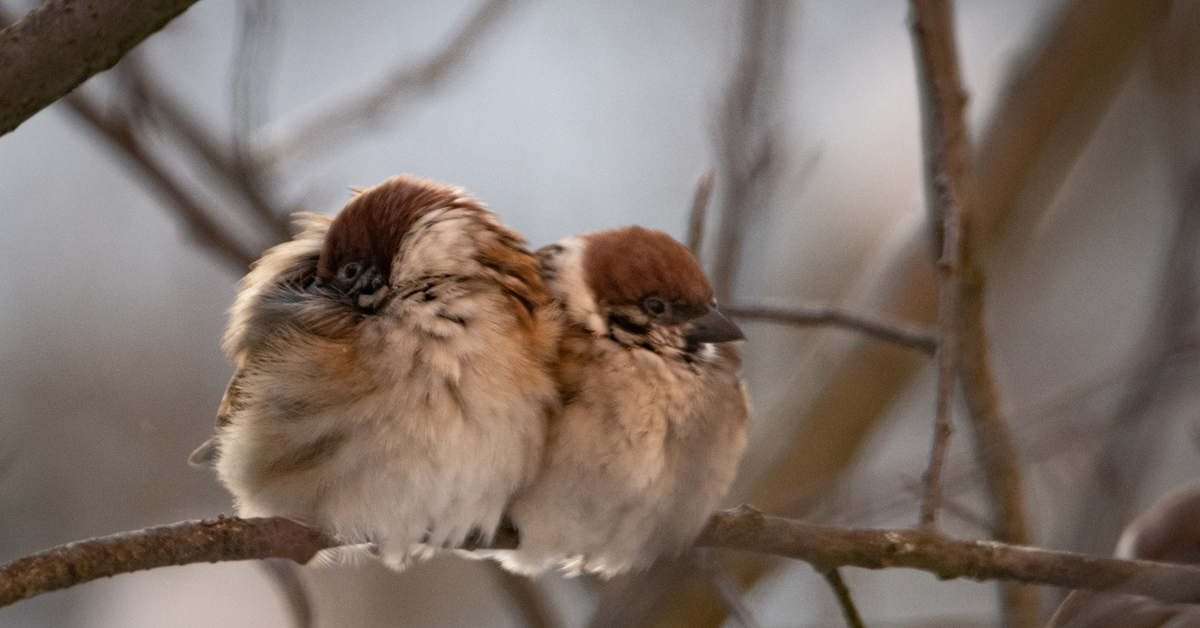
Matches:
[687,170,716,258]
[694,549,763,628]
[958,260,1038,628]
[260,0,517,166]
[822,569,866,628]
[909,0,970,532]
[486,562,563,628]
[8,509,1200,610]
[724,304,937,354]
[60,90,259,271]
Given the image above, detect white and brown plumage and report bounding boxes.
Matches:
[190,175,560,567]
[492,226,750,577]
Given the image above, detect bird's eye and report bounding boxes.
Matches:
[643,296,667,316]
[338,262,362,282]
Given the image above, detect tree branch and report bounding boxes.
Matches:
[0,516,332,608]
[724,304,937,354]
[958,260,1038,628]
[822,569,866,628]
[909,0,969,532]
[0,0,201,137]
[6,508,1200,611]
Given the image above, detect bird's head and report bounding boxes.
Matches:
[541,226,743,357]
[313,175,485,311]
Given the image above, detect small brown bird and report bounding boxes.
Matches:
[491,226,750,577]
[190,175,560,567]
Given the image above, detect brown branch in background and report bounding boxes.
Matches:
[261,0,517,167]
[969,0,1172,256]
[486,562,564,628]
[8,509,1200,611]
[687,170,716,258]
[724,304,937,354]
[1060,0,1200,561]
[0,0,201,137]
[822,569,866,628]
[958,261,1038,628]
[60,91,259,271]
[909,0,969,532]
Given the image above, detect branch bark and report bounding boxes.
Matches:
[724,304,937,354]
[909,0,969,532]
[958,260,1038,627]
[0,0,201,137]
[5,509,1200,611]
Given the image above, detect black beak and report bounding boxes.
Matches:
[686,306,745,344]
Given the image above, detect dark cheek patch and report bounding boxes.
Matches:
[608,314,649,336]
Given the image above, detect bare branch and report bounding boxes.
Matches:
[687,170,716,258]
[724,304,937,354]
[0,0,202,136]
[909,0,969,532]
[7,509,1200,611]
[664,2,1175,625]
[958,261,1038,628]
[695,507,1200,602]
[60,90,260,271]
[261,0,517,166]
[822,569,866,628]
[0,516,332,608]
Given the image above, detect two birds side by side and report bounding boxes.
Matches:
[189,174,750,577]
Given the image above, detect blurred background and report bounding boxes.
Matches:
[1,0,1198,626]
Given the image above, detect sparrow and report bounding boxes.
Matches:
[490,226,750,577]
[189,175,560,567]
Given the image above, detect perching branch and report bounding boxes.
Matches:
[724,304,937,354]
[0,0,201,137]
[0,516,332,608]
[7,508,1200,611]
[909,0,969,532]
